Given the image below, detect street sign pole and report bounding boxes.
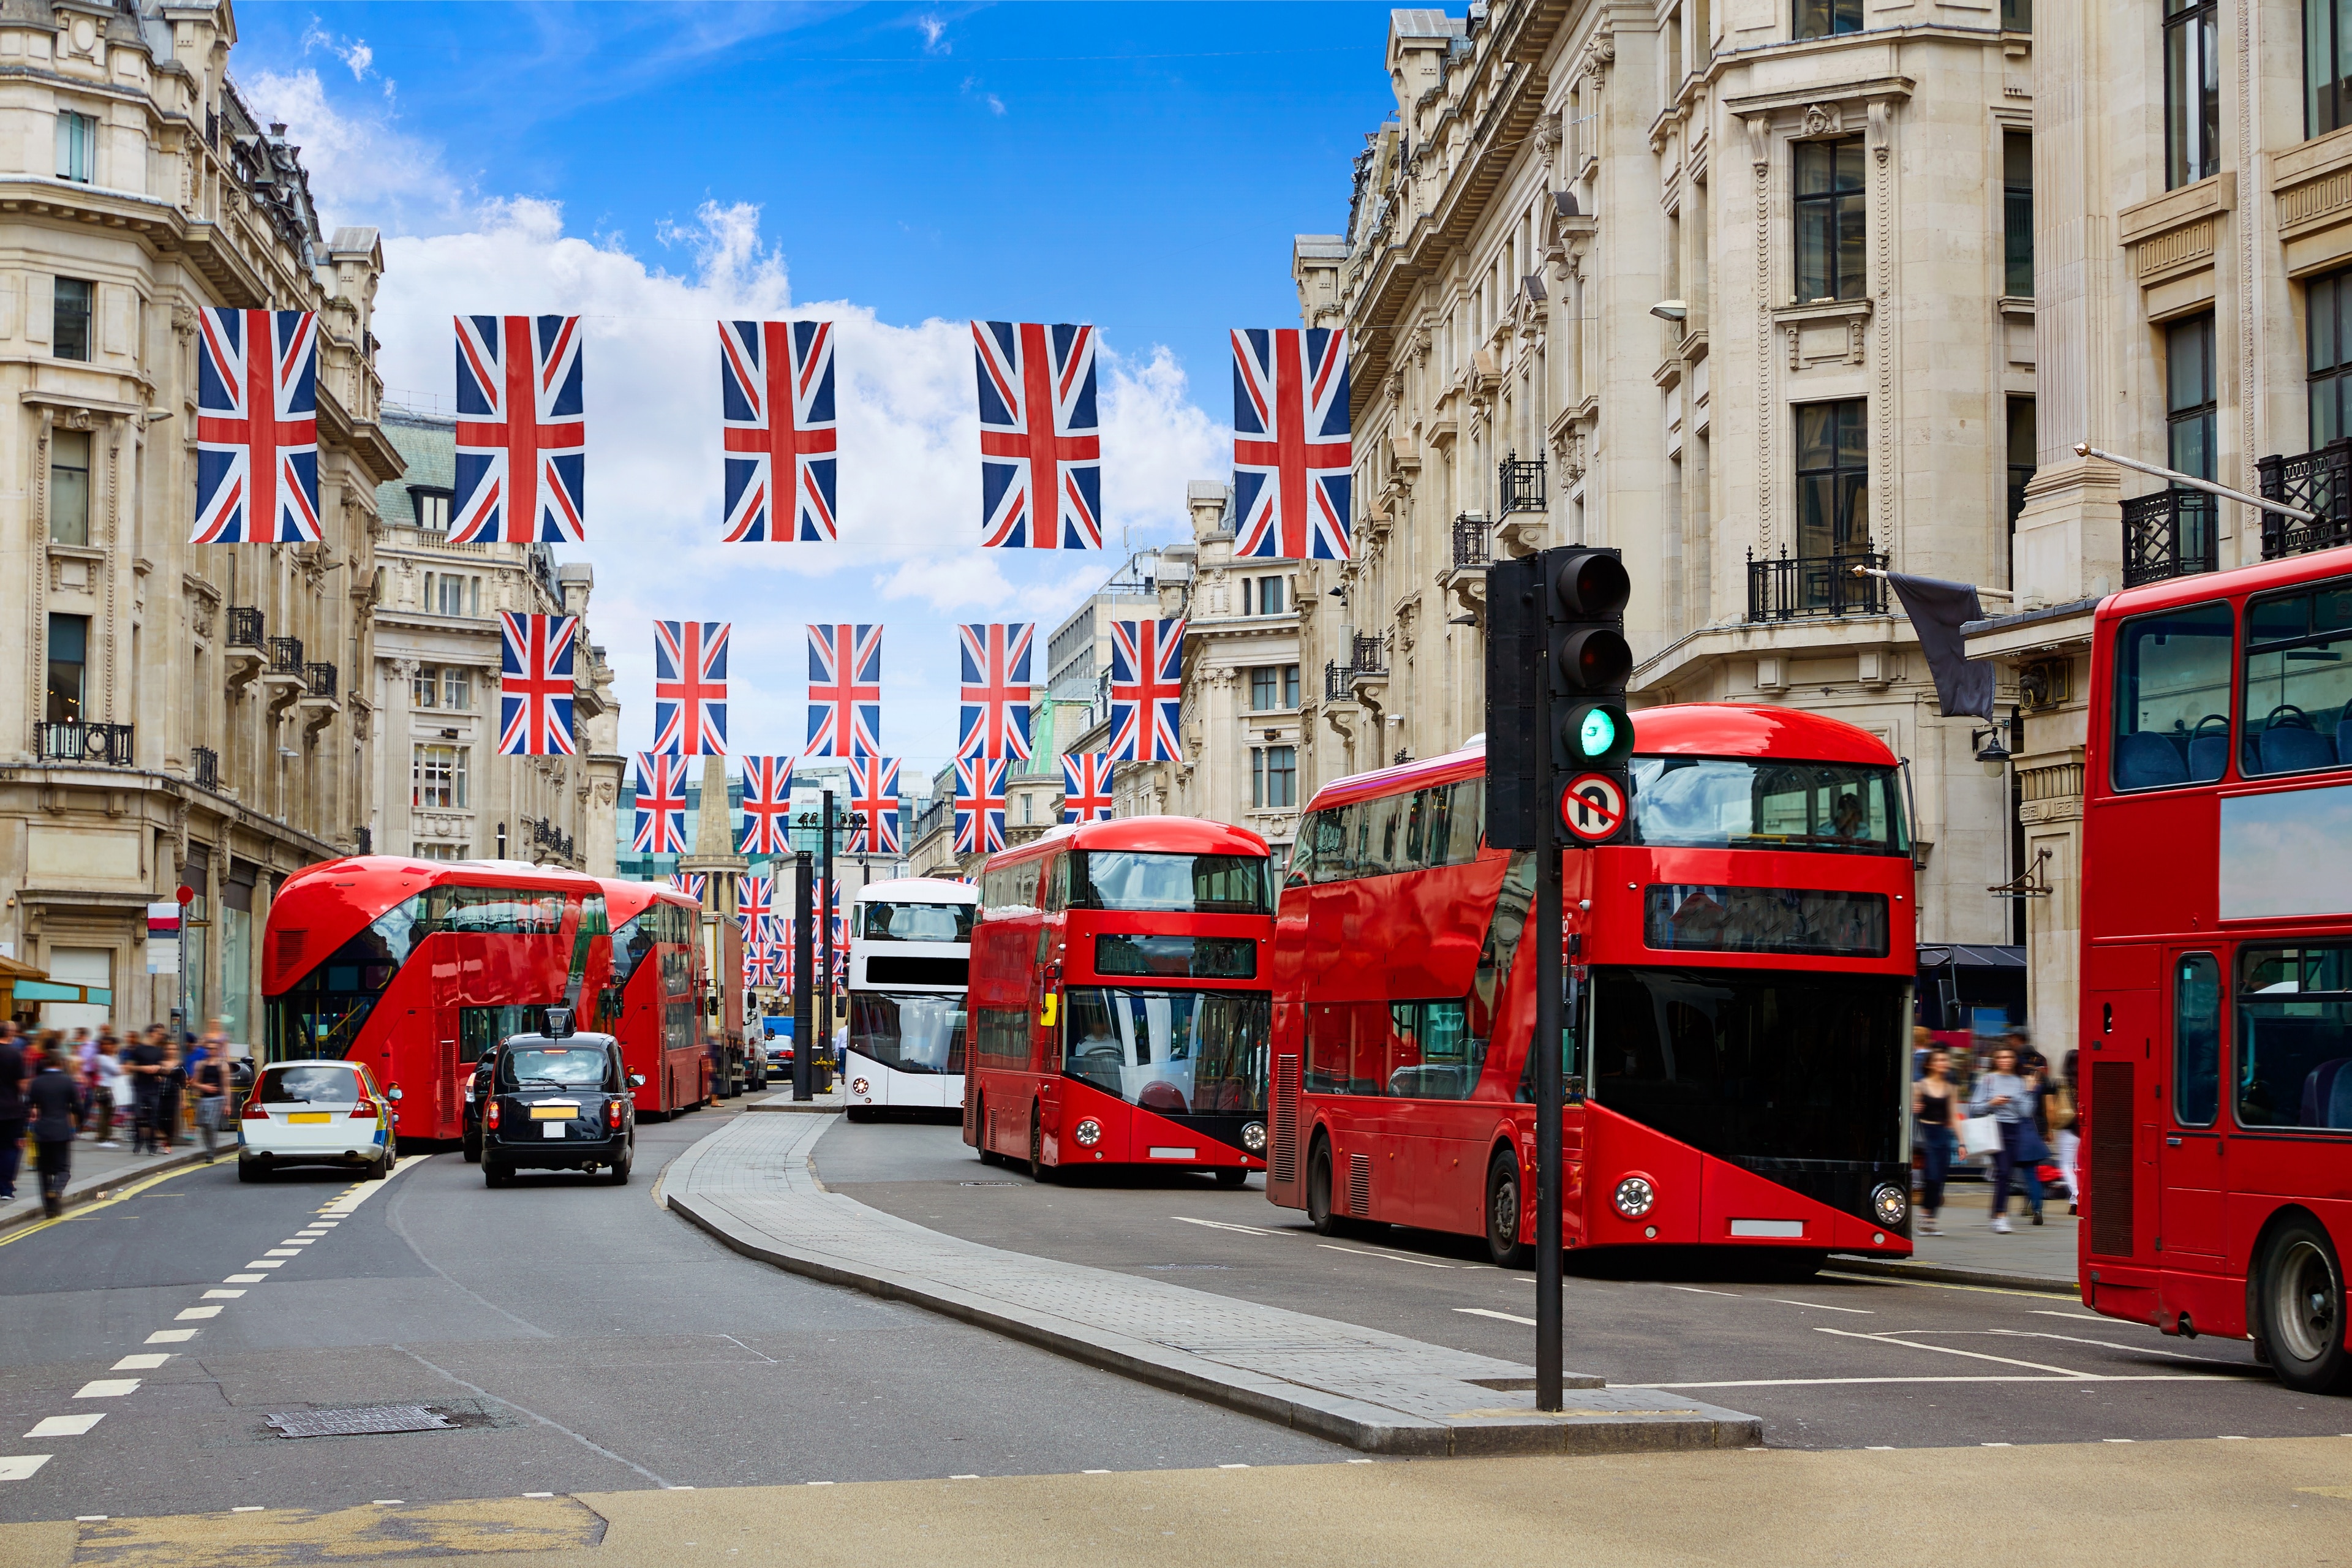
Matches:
[1533,641,1564,1414]
[820,788,835,1093]
[792,850,814,1102]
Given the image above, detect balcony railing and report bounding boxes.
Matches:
[1324,660,1356,702]
[227,606,263,648]
[38,721,132,766]
[1498,451,1547,515]
[522,815,575,862]
[266,635,304,675]
[1744,549,1889,622]
[303,662,337,699]
[192,745,218,791]
[1451,511,1491,570]
[2122,488,2218,587]
[2258,438,2352,561]
[1352,634,1387,677]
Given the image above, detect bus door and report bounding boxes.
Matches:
[1028,915,1056,1156]
[2160,950,2228,1270]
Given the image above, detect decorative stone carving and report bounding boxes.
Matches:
[1801,102,1842,138]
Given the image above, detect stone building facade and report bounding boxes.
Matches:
[1280,0,2038,954]
[368,407,621,876]
[0,4,398,1041]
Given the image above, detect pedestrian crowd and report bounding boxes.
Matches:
[1912,1023,2079,1237]
[0,1019,247,1218]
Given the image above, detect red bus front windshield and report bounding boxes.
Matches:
[1628,756,1910,856]
[1069,850,1269,914]
[1063,987,1267,1117]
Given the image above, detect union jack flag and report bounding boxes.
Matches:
[720,319,839,543]
[194,309,320,544]
[453,314,585,544]
[973,321,1101,550]
[737,755,795,856]
[1232,328,1352,562]
[631,753,689,854]
[954,757,1008,857]
[1061,752,1115,823]
[496,612,577,757]
[653,620,729,756]
[845,755,902,854]
[666,872,707,902]
[957,622,1035,760]
[736,873,775,938]
[1108,618,1186,763]
[744,943,784,989]
[806,624,882,758]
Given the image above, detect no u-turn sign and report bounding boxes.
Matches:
[1559,772,1627,844]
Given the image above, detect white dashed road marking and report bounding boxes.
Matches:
[26,1415,104,1438]
[175,1306,223,1321]
[1455,1306,1539,1327]
[0,1457,52,1481]
[203,1289,245,1300]
[74,1381,139,1399]
[145,1330,197,1344]
[111,1355,169,1371]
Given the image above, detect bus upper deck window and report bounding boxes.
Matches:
[2241,580,2352,777]
[2111,600,2234,790]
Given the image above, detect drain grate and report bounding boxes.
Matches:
[265,1404,453,1439]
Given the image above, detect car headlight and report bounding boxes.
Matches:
[1241,1121,1267,1154]
[1073,1118,1102,1147]
[1613,1175,1656,1219]
[1872,1182,1909,1228]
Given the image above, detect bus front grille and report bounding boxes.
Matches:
[2089,1060,2136,1257]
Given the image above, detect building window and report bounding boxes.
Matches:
[413,842,463,862]
[46,613,87,723]
[56,111,95,183]
[1020,792,1033,825]
[443,666,471,712]
[2310,268,2352,448]
[2003,132,2033,298]
[429,572,474,617]
[412,665,438,708]
[50,428,91,545]
[2166,0,2220,190]
[2007,396,2036,576]
[1795,399,1870,559]
[1254,575,1288,616]
[1793,138,1866,302]
[53,277,92,361]
[1251,666,1278,710]
[2002,0,2031,30]
[1283,663,1301,708]
[1793,0,1861,42]
[412,488,451,532]
[2166,314,2217,482]
[1253,746,1298,810]
[413,744,468,810]
[2311,0,2352,138]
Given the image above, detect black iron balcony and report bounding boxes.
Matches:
[303,662,337,699]
[523,815,575,861]
[1744,548,1889,622]
[2122,488,2218,587]
[1352,634,1387,677]
[39,720,132,766]
[266,635,304,675]
[1498,451,1547,515]
[227,606,264,648]
[1324,660,1356,702]
[2258,438,2352,561]
[192,744,218,791]
[1452,511,1492,570]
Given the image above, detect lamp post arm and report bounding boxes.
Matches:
[2073,442,2318,522]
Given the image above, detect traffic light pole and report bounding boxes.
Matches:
[1533,662,1566,1414]
[792,850,814,1102]
[820,788,835,1091]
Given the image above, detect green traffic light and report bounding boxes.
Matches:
[1578,706,1618,758]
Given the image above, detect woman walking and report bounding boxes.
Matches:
[1968,1044,2045,1233]
[27,1037,77,1218]
[1913,1047,1960,1235]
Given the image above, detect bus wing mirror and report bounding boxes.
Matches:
[627,1073,647,1088]
[386,1085,404,1102]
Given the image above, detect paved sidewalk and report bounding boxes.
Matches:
[0,1133,214,1235]
[743,1085,845,1115]
[1836,1205,2078,1291]
[665,1110,1762,1456]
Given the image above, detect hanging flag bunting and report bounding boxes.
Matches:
[756,913,793,949]
[496,612,578,757]
[1061,753,1115,823]
[1231,327,1352,562]
[737,756,796,856]
[1108,618,1186,763]
[652,620,729,756]
[631,753,690,854]
[806,624,883,758]
[667,872,707,902]
[954,757,1009,857]
[720,319,839,543]
[744,944,784,989]
[973,320,1102,551]
[453,314,585,544]
[845,756,903,854]
[736,873,775,938]
[194,309,322,544]
[957,623,1035,761]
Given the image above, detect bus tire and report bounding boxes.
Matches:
[1306,1138,1342,1236]
[1486,1150,1532,1268]
[1213,1167,1250,1190]
[1028,1109,1056,1185]
[2256,1215,2352,1395]
[974,1097,998,1164]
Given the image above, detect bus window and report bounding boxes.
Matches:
[1305,1002,1349,1092]
[860,902,975,943]
[2111,601,2233,789]
[1072,851,1268,914]
[2236,945,2352,1131]
[1046,854,1070,913]
[1385,1000,1480,1099]
[1371,794,1406,872]
[2241,580,2352,776]
[2174,952,2222,1127]
[1630,758,1909,854]
[1062,987,1267,1115]
[1304,808,1348,884]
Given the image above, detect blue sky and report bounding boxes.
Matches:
[237,2,1404,780]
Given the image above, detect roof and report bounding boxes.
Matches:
[987,814,1272,862]
[854,876,977,904]
[374,408,455,529]
[1391,8,1468,39]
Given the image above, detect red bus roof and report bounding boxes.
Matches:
[2097,540,2352,623]
[982,813,1272,867]
[1304,703,1901,813]
[267,856,608,994]
[600,876,703,925]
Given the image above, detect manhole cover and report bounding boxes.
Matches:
[266,1404,453,1439]
[959,1181,1021,1187]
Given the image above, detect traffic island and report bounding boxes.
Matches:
[664,1112,1762,1457]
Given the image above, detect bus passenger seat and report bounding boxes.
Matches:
[2261,725,2339,774]
[2185,732,2230,781]
[2114,732,2188,789]
[2299,1058,2352,1129]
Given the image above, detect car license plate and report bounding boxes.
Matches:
[541,1123,565,1139]
[288,1112,331,1124]
[529,1106,571,1120]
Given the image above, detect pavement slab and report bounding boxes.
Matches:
[663,1111,1762,1456]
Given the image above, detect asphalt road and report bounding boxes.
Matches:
[0,1106,1344,1525]
[817,1117,2352,1451]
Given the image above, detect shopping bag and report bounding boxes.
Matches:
[1959,1115,2002,1157]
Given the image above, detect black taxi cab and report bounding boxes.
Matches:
[481,1009,644,1188]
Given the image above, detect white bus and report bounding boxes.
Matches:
[843,876,976,1120]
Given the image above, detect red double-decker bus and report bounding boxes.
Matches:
[2080,546,2352,1393]
[595,878,712,1117]
[964,816,1273,1183]
[1265,706,1917,1272]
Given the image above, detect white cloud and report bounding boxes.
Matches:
[916,13,949,53]
[959,75,1007,116]
[240,67,469,236]
[298,18,375,81]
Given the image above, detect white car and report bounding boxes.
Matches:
[238,1059,402,1182]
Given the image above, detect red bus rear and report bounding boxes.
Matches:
[2081,545,2352,1393]
[1267,704,1917,1270]
[595,878,712,1117]
[965,816,1273,1182]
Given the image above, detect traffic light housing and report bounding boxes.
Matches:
[1483,553,1545,851]
[1544,547,1632,845]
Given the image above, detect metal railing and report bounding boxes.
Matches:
[266,635,304,675]
[1452,511,1492,570]
[227,606,263,648]
[1351,634,1388,677]
[522,815,576,862]
[1498,451,1547,514]
[2258,438,2352,561]
[1324,661,1356,702]
[192,745,218,790]
[1744,549,1889,622]
[303,662,337,699]
[2122,489,2218,587]
[38,720,132,766]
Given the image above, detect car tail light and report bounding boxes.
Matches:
[486,1100,502,1129]
[606,1099,623,1129]
[241,1097,270,1121]
[349,1099,377,1120]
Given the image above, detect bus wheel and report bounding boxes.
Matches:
[1028,1110,1056,1185]
[973,1097,997,1164]
[1306,1140,1341,1236]
[2258,1216,2352,1395]
[1213,1167,1250,1190]
[1485,1152,1532,1268]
